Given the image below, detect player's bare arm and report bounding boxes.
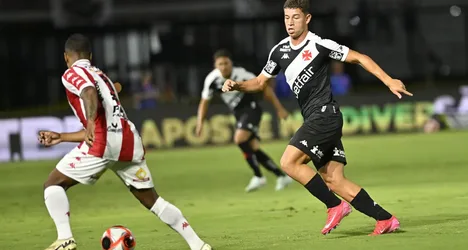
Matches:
[263,83,289,120]
[196,98,210,136]
[222,73,270,93]
[38,130,86,147]
[345,50,413,99]
[81,86,98,146]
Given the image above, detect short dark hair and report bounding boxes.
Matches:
[283,0,310,14]
[65,33,92,57]
[213,49,232,61]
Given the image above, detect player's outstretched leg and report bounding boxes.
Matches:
[234,130,266,192]
[319,161,400,235]
[44,169,79,250]
[249,139,292,191]
[130,187,212,250]
[280,146,351,234]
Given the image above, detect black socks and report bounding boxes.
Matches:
[304,174,342,208]
[254,150,285,177]
[238,142,262,177]
[350,189,392,221]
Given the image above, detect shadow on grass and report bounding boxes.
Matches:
[326,213,468,239]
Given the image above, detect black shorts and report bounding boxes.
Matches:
[234,105,263,140]
[289,104,347,170]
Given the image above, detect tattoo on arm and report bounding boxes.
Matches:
[81,86,99,122]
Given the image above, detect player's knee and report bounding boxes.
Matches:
[43,170,75,190]
[234,129,252,145]
[280,155,297,174]
[234,136,246,145]
[234,133,251,145]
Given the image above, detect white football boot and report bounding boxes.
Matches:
[45,238,77,250]
[201,243,213,250]
[245,176,267,192]
[275,175,293,191]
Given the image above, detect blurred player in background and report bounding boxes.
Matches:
[39,34,212,250]
[223,0,412,235]
[196,49,293,192]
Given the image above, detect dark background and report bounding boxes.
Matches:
[1,0,467,115]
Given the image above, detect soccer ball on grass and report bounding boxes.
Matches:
[101,225,136,250]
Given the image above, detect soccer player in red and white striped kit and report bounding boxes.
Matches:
[39,34,212,250]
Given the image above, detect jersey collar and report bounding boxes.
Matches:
[72,59,91,67]
[289,31,313,50]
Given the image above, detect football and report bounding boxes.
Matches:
[101,225,136,250]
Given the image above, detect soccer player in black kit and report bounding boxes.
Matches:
[222,0,413,235]
[197,49,293,192]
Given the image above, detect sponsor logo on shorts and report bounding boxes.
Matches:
[133,168,150,182]
[311,145,324,159]
[300,140,308,147]
[333,147,346,158]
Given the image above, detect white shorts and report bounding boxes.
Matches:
[56,146,154,189]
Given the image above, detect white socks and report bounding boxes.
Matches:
[44,186,73,240]
[151,197,204,250]
[44,188,204,249]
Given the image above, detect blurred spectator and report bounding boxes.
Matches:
[134,71,159,110]
[159,84,177,103]
[423,95,453,134]
[330,61,351,96]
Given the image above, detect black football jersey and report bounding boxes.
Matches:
[262,32,349,119]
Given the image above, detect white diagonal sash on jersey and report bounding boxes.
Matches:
[97,79,123,160]
[75,67,123,160]
[284,43,320,89]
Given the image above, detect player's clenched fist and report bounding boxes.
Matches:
[38,131,62,147]
[222,79,238,92]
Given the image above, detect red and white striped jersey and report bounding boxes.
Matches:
[61,59,145,162]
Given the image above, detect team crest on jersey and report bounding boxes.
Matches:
[302,50,312,61]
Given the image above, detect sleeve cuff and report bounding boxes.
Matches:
[340,47,350,62]
[261,70,276,78]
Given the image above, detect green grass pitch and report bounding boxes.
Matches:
[1,131,468,249]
